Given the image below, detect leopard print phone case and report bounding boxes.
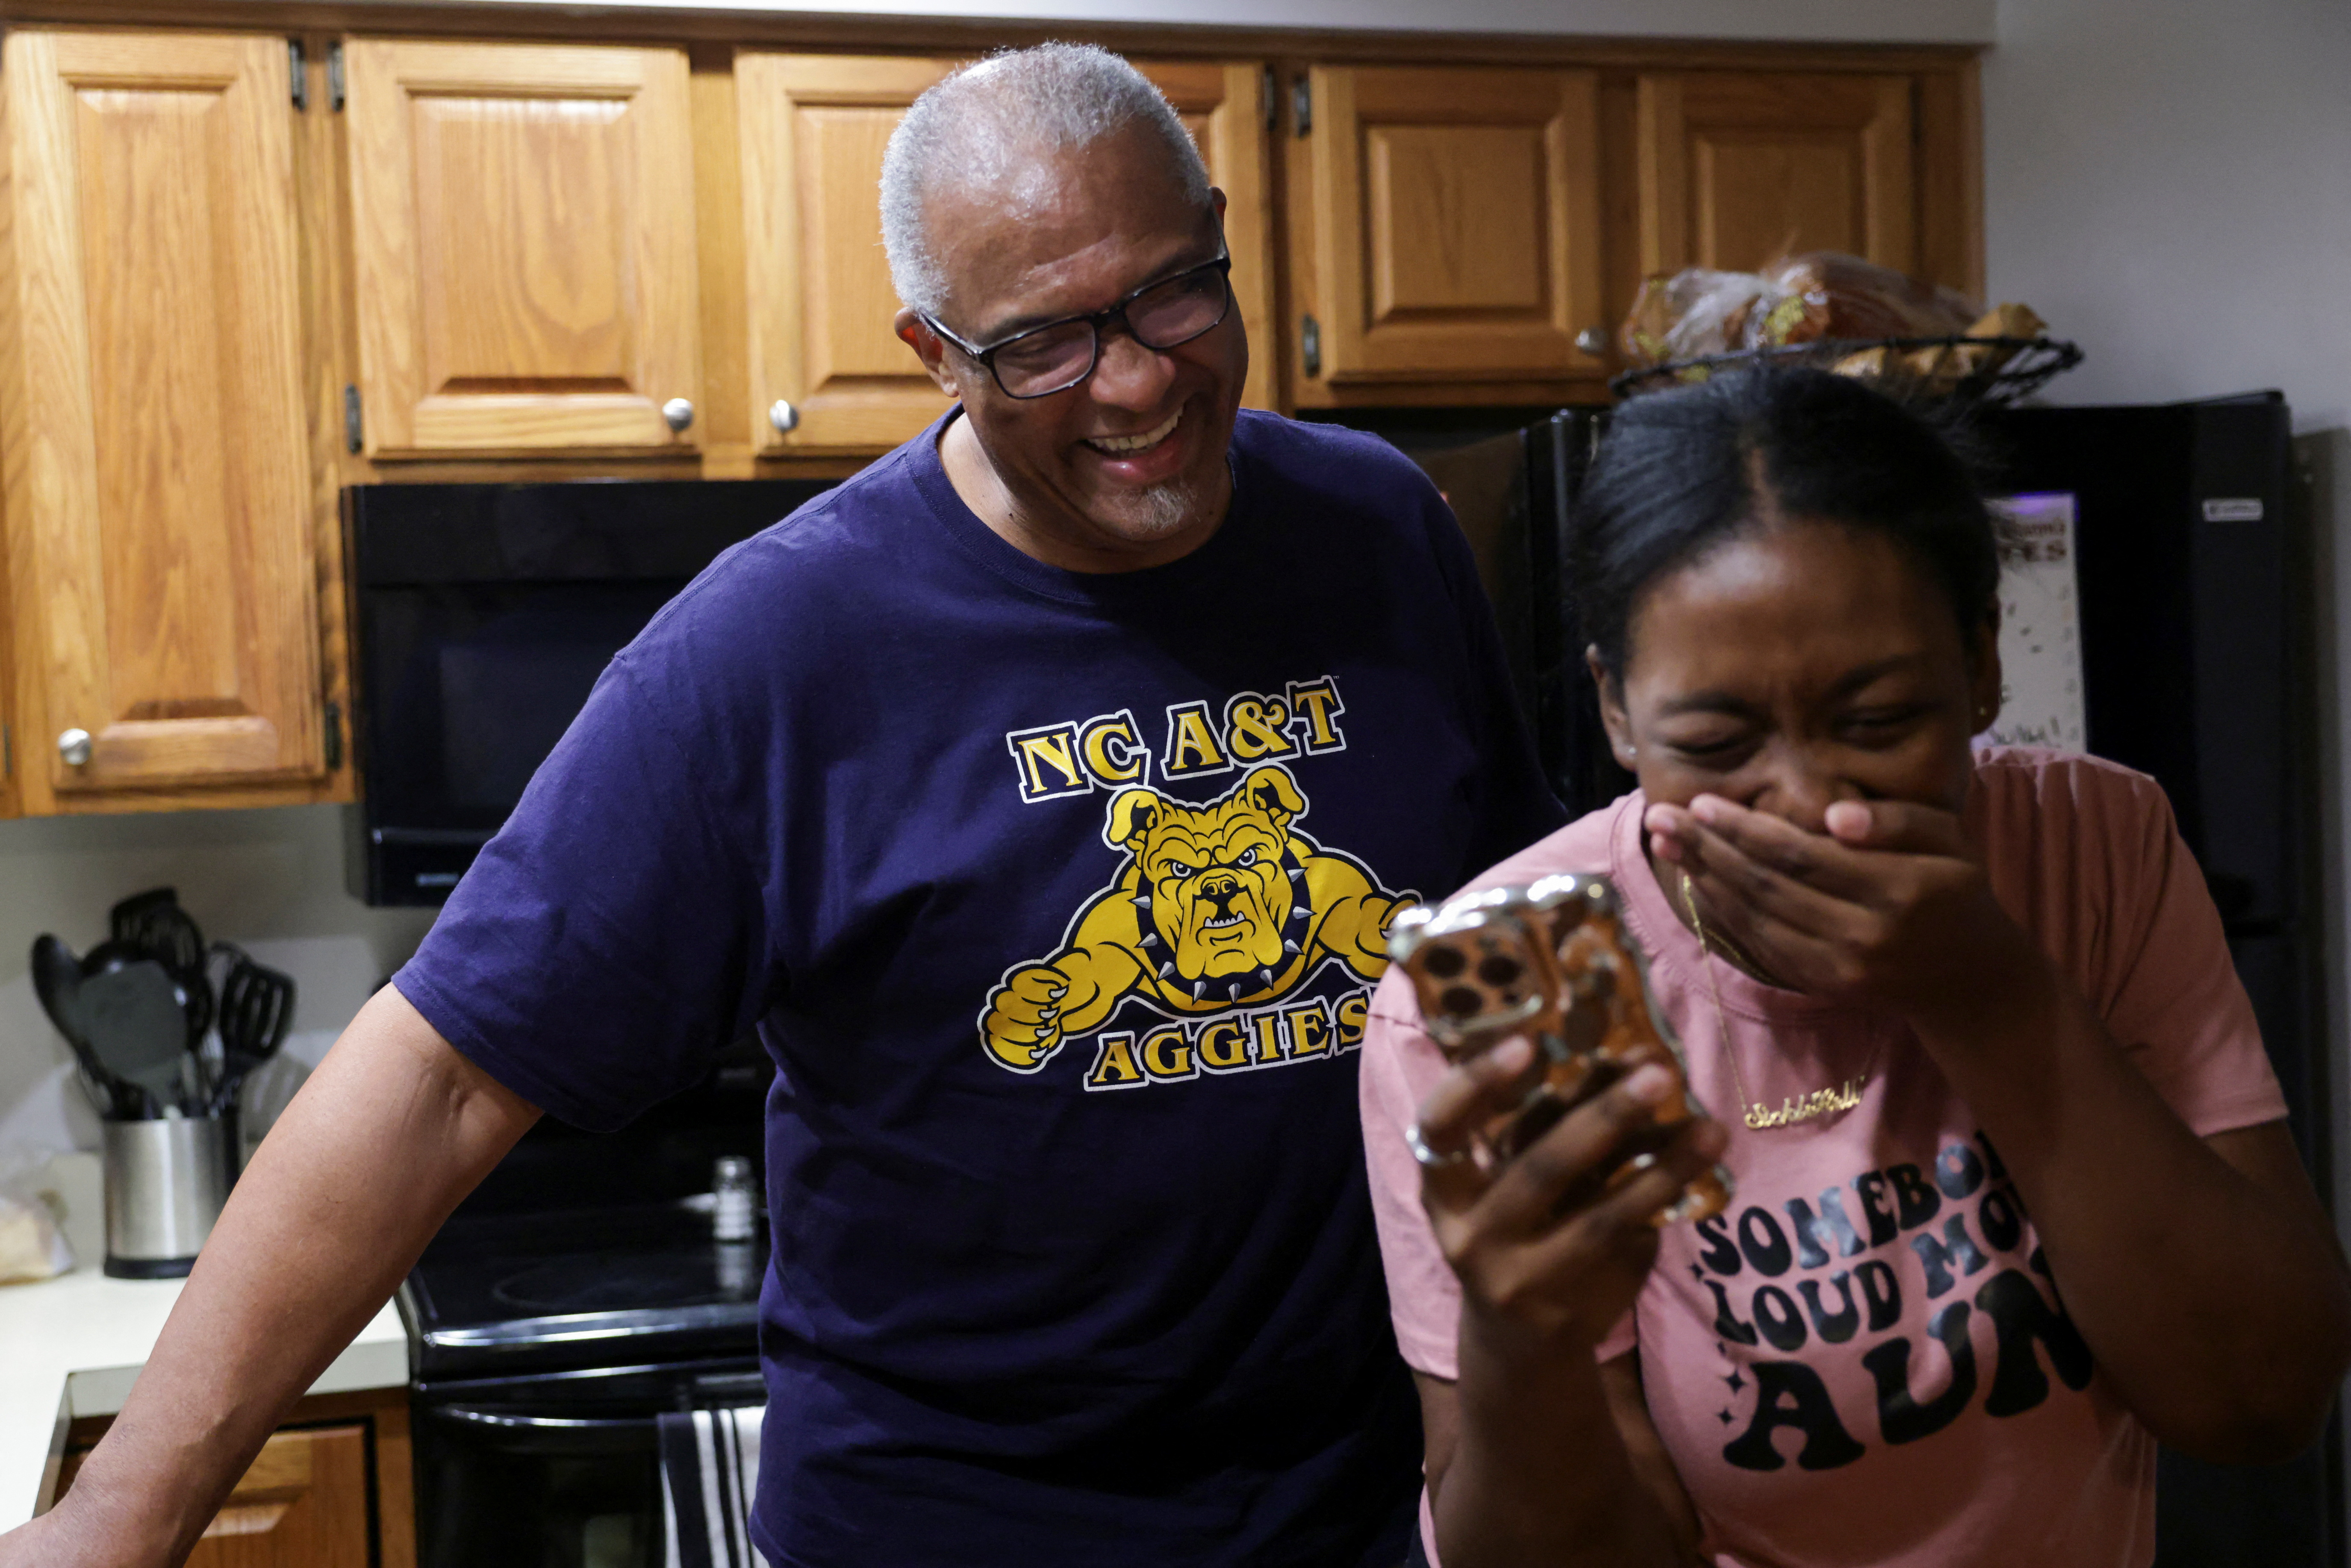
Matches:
[1387,872,1732,1224]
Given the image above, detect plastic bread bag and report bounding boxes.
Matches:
[1619,268,1773,369]
[1750,251,1980,349]
[0,1151,74,1285]
[1388,873,1732,1224]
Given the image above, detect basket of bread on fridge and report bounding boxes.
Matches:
[1612,251,2079,405]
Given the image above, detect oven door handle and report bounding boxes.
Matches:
[429,1405,662,1450]
[433,1406,657,1433]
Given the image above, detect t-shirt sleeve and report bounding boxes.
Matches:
[2077,765,2289,1137]
[1361,968,1467,1380]
[393,654,768,1132]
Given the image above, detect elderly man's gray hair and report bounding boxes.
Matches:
[880,43,1212,320]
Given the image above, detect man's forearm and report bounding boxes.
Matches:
[45,986,539,1563]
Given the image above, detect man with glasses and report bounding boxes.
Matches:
[1,43,1559,1568]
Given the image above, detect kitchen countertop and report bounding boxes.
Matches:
[0,1155,409,1533]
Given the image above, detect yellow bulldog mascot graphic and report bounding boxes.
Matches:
[981,764,1412,1072]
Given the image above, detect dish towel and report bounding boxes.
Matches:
[658,1404,768,1568]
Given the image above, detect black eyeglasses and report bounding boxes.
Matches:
[922,251,1233,400]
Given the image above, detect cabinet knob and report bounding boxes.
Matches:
[1574,326,1609,358]
[768,399,800,434]
[661,398,695,433]
[58,728,91,767]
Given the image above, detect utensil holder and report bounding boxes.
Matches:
[101,1115,232,1278]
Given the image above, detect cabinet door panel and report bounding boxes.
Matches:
[1,30,321,794]
[1135,61,1274,413]
[346,41,700,454]
[185,1425,371,1568]
[1304,65,1605,384]
[738,53,957,454]
[1637,72,1916,277]
[740,55,1274,455]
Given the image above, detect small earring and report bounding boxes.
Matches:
[1618,743,1637,760]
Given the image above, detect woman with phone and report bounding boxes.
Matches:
[1360,368,2351,1568]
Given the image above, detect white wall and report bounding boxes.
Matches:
[0,807,434,1155]
[1980,0,2351,1226]
[1983,2,2351,1527]
[1983,0,2351,425]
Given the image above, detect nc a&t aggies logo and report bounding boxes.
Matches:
[980,678,1414,1089]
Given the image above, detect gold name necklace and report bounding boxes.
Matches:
[1676,868,1874,1131]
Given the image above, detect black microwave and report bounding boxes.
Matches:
[344,480,835,906]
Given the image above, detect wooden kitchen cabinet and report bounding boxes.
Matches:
[1145,60,1277,415]
[1285,65,1607,403]
[0,29,328,806]
[738,53,1275,457]
[0,551,18,821]
[1634,70,1918,278]
[344,39,703,456]
[0,11,1983,820]
[59,1389,414,1568]
[735,53,955,455]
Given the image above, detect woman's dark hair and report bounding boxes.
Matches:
[1573,366,2000,676]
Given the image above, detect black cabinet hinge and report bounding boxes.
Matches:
[328,42,346,112]
[1301,315,1322,378]
[324,701,343,771]
[289,40,307,109]
[344,385,363,453]
[2,721,12,782]
[1261,65,1277,135]
[1292,74,1311,137]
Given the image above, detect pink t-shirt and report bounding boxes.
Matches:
[1361,748,2289,1568]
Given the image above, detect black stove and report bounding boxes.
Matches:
[401,1200,765,1379]
[401,1042,771,1568]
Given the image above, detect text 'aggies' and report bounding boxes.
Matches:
[1079,991,1375,1092]
[1005,677,1347,803]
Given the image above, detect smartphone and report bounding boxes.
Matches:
[1388,871,1732,1224]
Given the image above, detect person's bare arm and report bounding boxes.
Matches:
[1419,1355,1702,1568]
[1413,1041,1723,1568]
[0,985,539,1568]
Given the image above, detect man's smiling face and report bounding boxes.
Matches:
[896,123,1246,569]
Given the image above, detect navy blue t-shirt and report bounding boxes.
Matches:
[396,410,1564,1567]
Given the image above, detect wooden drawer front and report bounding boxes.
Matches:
[1636,71,1917,276]
[346,40,701,455]
[187,1425,372,1568]
[1302,65,1605,384]
[59,1425,372,1568]
[738,53,958,455]
[1,29,323,794]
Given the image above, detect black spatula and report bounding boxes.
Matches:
[81,959,194,1118]
[211,946,296,1116]
[29,934,138,1118]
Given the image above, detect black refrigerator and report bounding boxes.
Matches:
[1317,392,2338,1568]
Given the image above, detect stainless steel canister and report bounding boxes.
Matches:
[101,1115,231,1278]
